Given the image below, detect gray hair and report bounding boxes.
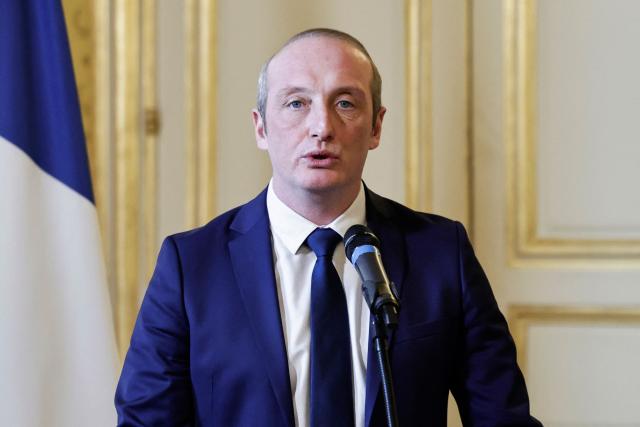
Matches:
[256,28,382,132]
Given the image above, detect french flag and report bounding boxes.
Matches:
[0,1,118,425]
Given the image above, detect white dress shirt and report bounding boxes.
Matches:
[266,182,370,427]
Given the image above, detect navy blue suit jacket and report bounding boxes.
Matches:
[116,187,541,426]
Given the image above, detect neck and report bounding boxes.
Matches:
[272,182,361,226]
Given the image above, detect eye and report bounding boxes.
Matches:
[287,100,304,109]
[337,99,354,109]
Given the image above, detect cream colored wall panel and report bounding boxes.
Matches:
[504,0,640,263]
[528,324,640,425]
[432,0,469,225]
[430,2,470,425]
[474,0,640,316]
[537,0,640,241]
[157,0,188,242]
[472,0,640,423]
[158,0,218,240]
[473,0,508,295]
[510,307,640,426]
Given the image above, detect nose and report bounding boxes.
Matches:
[308,103,334,142]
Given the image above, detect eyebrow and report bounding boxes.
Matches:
[332,86,366,99]
[275,86,310,99]
[275,85,366,99]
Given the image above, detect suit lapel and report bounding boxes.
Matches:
[228,189,294,427]
[363,188,407,427]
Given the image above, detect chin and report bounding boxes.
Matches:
[300,177,354,195]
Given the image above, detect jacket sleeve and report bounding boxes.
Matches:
[115,237,194,427]
[450,222,542,427]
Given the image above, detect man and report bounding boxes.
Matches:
[116,28,541,426]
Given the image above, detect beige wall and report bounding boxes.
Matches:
[475,1,640,425]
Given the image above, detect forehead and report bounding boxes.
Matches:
[266,36,373,94]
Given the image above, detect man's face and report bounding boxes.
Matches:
[253,36,385,201]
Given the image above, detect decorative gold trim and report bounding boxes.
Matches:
[405,0,432,212]
[62,0,112,270]
[185,0,218,228]
[509,305,640,376]
[504,0,640,265]
[142,0,158,282]
[115,0,142,357]
[504,0,517,264]
[185,0,197,229]
[464,0,475,241]
[198,0,217,224]
[61,0,96,186]
[65,0,160,357]
[93,0,112,286]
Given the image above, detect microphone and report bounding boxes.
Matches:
[344,225,399,329]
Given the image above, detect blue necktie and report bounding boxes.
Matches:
[307,228,355,427]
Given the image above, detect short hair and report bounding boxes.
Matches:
[256,28,383,131]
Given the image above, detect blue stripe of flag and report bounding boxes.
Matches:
[0,0,94,202]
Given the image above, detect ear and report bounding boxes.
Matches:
[368,106,386,150]
[252,109,268,150]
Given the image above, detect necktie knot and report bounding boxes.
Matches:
[307,228,342,258]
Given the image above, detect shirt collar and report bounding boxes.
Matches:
[266,180,367,255]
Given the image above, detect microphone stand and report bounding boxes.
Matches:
[371,304,399,427]
[343,225,401,426]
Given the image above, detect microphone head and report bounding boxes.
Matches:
[343,224,381,261]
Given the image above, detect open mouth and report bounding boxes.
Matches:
[304,151,338,167]
[306,150,337,160]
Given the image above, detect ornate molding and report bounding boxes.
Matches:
[504,0,640,266]
[114,0,143,356]
[405,0,432,212]
[61,0,96,174]
[185,0,218,228]
[142,0,158,290]
[509,305,640,376]
[464,0,475,240]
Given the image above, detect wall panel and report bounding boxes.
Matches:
[505,0,640,265]
[511,306,640,425]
